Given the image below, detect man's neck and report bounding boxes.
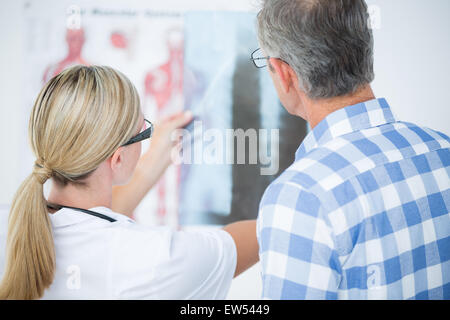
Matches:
[304,85,376,129]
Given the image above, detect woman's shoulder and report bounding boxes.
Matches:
[109,222,237,299]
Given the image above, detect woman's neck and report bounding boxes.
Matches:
[47,179,112,212]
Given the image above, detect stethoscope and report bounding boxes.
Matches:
[47,203,117,222]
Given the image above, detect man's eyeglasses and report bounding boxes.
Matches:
[250,48,288,69]
[122,119,153,147]
[250,48,271,69]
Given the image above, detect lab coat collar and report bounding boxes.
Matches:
[49,206,135,228]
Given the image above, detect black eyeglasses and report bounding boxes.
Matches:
[122,119,153,147]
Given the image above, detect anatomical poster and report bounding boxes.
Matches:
[23,1,307,227]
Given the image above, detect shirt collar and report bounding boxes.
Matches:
[295,98,396,160]
[49,206,134,227]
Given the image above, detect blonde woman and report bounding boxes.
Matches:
[0,65,258,299]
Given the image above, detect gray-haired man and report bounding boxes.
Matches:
[254,0,449,299]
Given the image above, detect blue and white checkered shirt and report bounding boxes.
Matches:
[257,98,450,299]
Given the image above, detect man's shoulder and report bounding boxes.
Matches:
[396,121,450,144]
[258,120,450,221]
[292,121,449,188]
[258,167,323,223]
[258,141,350,217]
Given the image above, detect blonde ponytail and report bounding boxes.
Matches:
[0,165,54,299]
[0,65,141,299]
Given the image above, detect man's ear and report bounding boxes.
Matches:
[269,58,297,94]
[110,147,124,173]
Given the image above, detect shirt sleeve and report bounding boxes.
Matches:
[257,182,342,299]
[111,226,236,300]
[161,228,237,299]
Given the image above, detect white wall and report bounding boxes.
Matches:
[0,0,449,300]
[368,0,450,134]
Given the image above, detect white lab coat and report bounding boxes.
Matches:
[0,206,237,299]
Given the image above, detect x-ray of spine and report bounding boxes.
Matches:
[180,12,307,225]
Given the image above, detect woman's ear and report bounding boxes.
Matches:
[110,147,124,173]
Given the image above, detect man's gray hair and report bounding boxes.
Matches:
[257,0,375,99]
